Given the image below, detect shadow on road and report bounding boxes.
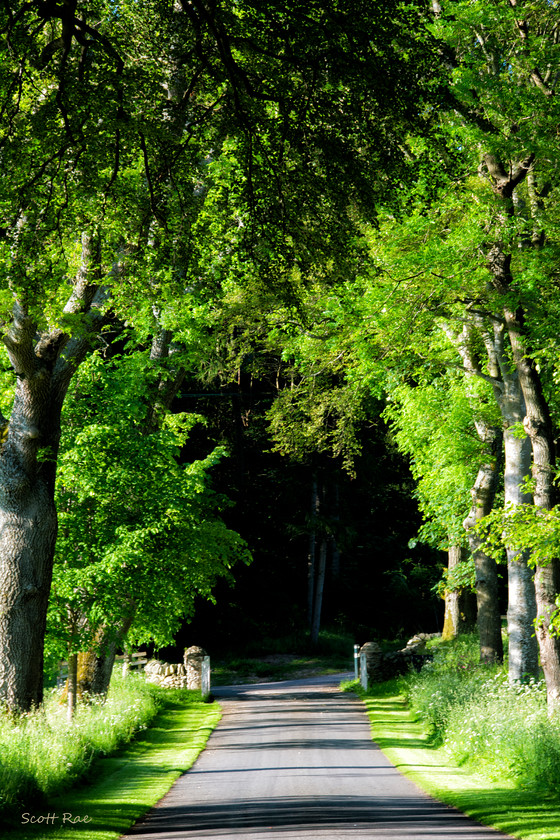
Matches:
[126,794,508,837]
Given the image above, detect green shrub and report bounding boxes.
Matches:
[444,673,560,789]
[397,633,560,792]
[0,672,163,816]
[398,634,496,739]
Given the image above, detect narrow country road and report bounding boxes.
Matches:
[124,674,513,840]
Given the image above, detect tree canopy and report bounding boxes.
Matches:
[2,0,560,715]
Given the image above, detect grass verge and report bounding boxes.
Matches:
[344,677,560,840]
[2,690,220,840]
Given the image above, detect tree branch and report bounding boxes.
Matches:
[482,153,535,199]
[52,285,110,399]
[3,301,38,381]
[63,231,100,315]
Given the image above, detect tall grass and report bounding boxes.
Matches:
[398,633,560,791]
[0,672,164,817]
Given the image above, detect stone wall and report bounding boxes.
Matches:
[144,646,209,691]
[144,660,189,689]
[359,633,438,685]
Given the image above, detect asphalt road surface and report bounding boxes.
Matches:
[124,673,513,840]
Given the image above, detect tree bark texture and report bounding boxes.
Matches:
[67,652,78,722]
[62,614,136,701]
[501,296,560,709]
[463,440,504,665]
[0,236,106,712]
[88,617,133,697]
[480,143,560,706]
[504,427,539,681]
[0,326,66,712]
[442,544,474,640]
[484,234,560,707]
[477,316,539,680]
[447,323,503,664]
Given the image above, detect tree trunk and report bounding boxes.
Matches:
[310,538,327,645]
[477,148,560,707]
[67,652,78,722]
[504,425,539,681]
[307,475,319,628]
[0,238,106,713]
[67,615,135,700]
[0,475,58,712]
[0,325,65,712]
[447,322,503,664]
[464,447,504,664]
[477,317,539,681]
[442,544,470,641]
[501,297,560,710]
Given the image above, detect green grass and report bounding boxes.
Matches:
[0,673,163,818]
[343,634,560,840]
[2,689,220,840]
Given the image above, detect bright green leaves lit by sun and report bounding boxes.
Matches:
[47,348,250,664]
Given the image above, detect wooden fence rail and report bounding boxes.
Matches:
[58,651,148,684]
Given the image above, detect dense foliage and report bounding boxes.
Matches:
[1,0,560,717]
[399,635,560,791]
[0,673,213,821]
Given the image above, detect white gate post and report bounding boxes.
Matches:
[360,651,368,691]
[201,656,211,700]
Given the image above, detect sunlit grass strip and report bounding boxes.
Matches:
[349,678,560,840]
[3,690,221,840]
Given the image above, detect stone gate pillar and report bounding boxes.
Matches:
[184,645,207,690]
[359,642,383,685]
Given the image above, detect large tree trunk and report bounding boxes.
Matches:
[442,544,474,641]
[447,323,503,663]
[477,317,539,681]
[0,324,66,712]
[503,418,539,681]
[500,291,560,710]
[0,482,58,712]
[463,438,504,664]
[0,237,106,713]
[478,151,560,708]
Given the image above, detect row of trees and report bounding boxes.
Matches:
[187,0,560,710]
[2,0,560,717]
[0,0,436,712]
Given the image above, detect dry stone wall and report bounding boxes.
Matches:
[359,633,438,685]
[144,646,209,691]
[144,660,189,689]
